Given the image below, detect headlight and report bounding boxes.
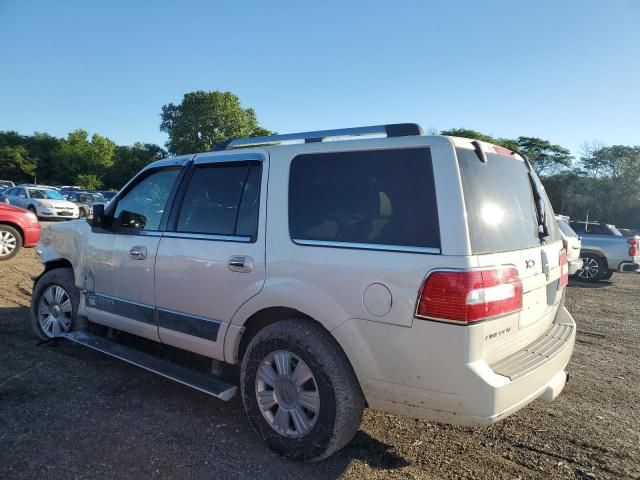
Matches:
[26,211,38,223]
[40,201,52,209]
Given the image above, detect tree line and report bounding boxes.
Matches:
[1,90,638,227]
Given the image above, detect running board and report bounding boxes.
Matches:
[59,331,237,401]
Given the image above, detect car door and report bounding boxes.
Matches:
[8,187,27,208]
[82,164,185,341]
[154,152,267,359]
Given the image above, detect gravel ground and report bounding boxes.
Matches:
[1,243,639,479]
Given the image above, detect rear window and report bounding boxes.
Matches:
[289,148,440,250]
[457,148,560,254]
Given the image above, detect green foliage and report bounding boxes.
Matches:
[0,145,36,182]
[76,173,103,190]
[160,90,273,154]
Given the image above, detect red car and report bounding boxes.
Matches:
[0,203,41,260]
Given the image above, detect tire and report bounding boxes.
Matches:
[0,224,22,260]
[601,270,614,280]
[30,268,89,340]
[78,208,86,218]
[240,318,365,461]
[576,254,606,282]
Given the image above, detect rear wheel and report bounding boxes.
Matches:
[30,268,88,340]
[601,270,615,280]
[240,319,365,461]
[577,254,606,282]
[0,224,22,260]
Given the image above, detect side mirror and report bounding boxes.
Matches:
[90,203,106,228]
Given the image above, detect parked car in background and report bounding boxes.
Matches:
[0,203,41,260]
[3,186,79,220]
[0,180,15,190]
[33,124,575,460]
[556,216,582,275]
[570,220,639,281]
[618,228,640,237]
[95,190,117,202]
[0,192,10,204]
[65,191,105,218]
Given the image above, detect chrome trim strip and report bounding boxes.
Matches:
[292,239,440,254]
[162,232,252,242]
[85,292,156,325]
[157,308,221,341]
[193,152,266,164]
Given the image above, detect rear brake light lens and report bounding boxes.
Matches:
[416,267,522,324]
[628,238,638,257]
[493,145,514,157]
[559,250,569,288]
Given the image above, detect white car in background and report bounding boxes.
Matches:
[3,186,79,220]
[556,215,582,275]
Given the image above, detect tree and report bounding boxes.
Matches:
[516,137,572,176]
[103,143,167,189]
[0,145,36,182]
[160,90,273,154]
[76,173,103,190]
[439,128,519,151]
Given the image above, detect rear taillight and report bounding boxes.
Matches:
[562,239,568,251]
[628,238,638,257]
[493,145,514,157]
[416,267,522,324]
[559,250,569,288]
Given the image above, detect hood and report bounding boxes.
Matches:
[0,203,30,214]
[36,198,78,208]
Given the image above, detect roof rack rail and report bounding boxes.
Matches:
[213,123,423,151]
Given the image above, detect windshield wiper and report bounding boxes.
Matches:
[520,154,550,242]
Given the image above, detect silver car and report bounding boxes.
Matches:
[4,186,79,220]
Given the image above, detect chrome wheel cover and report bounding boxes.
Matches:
[578,257,599,280]
[37,285,73,338]
[255,350,320,439]
[0,230,17,257]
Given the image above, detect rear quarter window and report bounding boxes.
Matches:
[289,147,440,250]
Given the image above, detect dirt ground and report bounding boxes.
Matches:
[1,245,639,479]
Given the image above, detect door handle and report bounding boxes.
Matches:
[228,255,254,273]
[129,246,148,260]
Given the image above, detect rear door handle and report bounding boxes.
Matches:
[228,255,254,273]
[129,246,148,260]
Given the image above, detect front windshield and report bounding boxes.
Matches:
[29,189,65,200]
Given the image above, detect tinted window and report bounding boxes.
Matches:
[113,168,180,231]
[176,163,261,238]
[457,148,560,254]
[289,148,440,249]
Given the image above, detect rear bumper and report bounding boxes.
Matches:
[618,261,640,273]
[333,304,575,427]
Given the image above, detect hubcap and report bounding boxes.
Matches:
[0,230,17,257]
[255,350,320,438]
[37,285,73,338]
[578,257,599,279]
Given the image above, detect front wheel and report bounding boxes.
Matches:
[30,268,88,340]
[576,254,606,282]
[0,224,22,260]
[240,319,365,461]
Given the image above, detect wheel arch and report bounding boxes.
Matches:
[34,258,74,286]
[580,249,609,270]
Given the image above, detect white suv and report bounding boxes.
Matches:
[32,124,575,461]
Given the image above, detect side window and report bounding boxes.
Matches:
[113,168,180,231]
[176,162,261,239]
[17,188,27,198]
[5,188,16,196]
[289,148,440,249]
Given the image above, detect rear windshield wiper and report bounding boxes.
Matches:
[521,155,550,242]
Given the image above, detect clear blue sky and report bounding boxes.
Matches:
[0,0,638,157]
